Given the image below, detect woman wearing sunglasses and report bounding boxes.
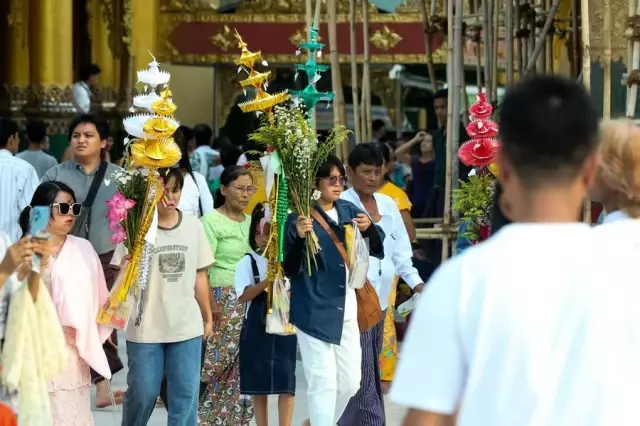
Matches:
[284,155,385,426]
[18,181,113,425]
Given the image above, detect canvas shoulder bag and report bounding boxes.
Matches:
[310,209,383,332]
[71,162,108,239]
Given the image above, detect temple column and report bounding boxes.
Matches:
[28,0,73,87]
[131,0,159,80]
[26,0,74,158]
[90,0,118,90]
[5,0,30,116]
[89,0,120,128]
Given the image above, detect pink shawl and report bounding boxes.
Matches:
[49,235,113,379]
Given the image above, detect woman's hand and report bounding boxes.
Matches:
[354,213,372,233]
[210,290,222,327]
[1,237,34,277]
[119,255,130,269]
[296,216,314,238]
[203,319,214,340]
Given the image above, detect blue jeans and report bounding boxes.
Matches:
[121,336,203,426]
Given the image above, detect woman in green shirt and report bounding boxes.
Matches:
[198,165,255,425]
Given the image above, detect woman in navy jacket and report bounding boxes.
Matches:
[284,154,384,426]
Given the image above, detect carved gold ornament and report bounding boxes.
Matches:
[370,26,402,51]
[211,25,235,51]
[289,27,323,46]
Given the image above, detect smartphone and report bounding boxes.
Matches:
[29,206,51,273]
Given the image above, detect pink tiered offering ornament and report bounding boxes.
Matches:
[458,93,500,168]
[455,91,501,243]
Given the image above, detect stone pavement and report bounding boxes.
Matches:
[92,333,407,425]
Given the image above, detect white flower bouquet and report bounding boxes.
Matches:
[250,104,349,272]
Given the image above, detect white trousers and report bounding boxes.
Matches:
[296,319,362,426]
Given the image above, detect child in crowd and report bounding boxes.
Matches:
[236,205,297,426]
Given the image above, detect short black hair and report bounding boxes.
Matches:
[315,154,346,186]
[67,114,109,140]
[499,75,599,186]
[347,143,384,169]
[490,181,511,233]
[193,124,213,147]
[0,117,18,148]
[433,89,448,100]
[79,64,101,81]
[372,119,386,133]
[26,119,47,143]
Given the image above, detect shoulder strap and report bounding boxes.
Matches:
[189,171,204,216]
[310,209,350,269]
[84,162,108,207]
[246,253,261,284]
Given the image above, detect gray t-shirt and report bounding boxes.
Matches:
[16,150,58,179]
[42,160,121,255]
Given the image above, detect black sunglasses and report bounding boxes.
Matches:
[52,202,82,216]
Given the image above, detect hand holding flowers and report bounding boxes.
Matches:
[105,168,145,251]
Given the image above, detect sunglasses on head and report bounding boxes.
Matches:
[52,202,82,216]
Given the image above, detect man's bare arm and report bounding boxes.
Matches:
[402,410,455,426]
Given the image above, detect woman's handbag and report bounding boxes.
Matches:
[311,210,383,332]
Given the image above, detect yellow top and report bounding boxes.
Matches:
[378,181,412,212]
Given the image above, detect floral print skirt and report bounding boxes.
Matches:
[198,287,254,426]
[380,277,399,381]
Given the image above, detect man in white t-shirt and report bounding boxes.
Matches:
[390,76,640,426]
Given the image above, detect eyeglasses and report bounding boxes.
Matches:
[322,176,346,186]
[52,202,82,216]
[231,186,257,195]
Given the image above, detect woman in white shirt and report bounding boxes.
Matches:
[173,129,214,217]
[590,120,640,224]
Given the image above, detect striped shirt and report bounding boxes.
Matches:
[0,150,40,242]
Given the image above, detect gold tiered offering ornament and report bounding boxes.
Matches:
[97,54,182,329]
[234,30,290,123]
[233,31,294,335]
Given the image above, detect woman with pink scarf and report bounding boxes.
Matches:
[18,181,112,425]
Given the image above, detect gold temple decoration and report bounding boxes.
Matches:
[7,0,28,46]
[211,25,235,51]
[289,27,323,46]
[151,90,178,116]
[131,138,182,167]
[370,26,403,51]
[234,30,290,121]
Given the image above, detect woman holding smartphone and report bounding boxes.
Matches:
[18,181,113,425]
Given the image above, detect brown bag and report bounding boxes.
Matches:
[310,210,383,332]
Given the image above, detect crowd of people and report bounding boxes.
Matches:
[0,102,425,426]
[0,73,639,426]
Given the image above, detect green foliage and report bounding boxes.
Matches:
[452,174,495,240]
[249,105,350,214]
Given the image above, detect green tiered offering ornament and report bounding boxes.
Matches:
[291,25,334,126]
